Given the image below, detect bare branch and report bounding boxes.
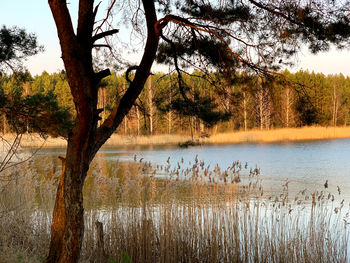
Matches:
[125,66,139,84]
[94,0,117,34]
[93,44,112,49]
[92,0,160,158]
[92,29,119,43]
[95,68,111,82]
[93,1,102,22]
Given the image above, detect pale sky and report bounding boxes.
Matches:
[1,2,349,77]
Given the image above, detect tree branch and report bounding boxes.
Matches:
[160,34,189,101]
[92,0,160,157]
[93,44,112,49]
[94,69,111,82]
[77,0,95,42]
[125,65,139,84]
[48,0,76,53]
[92,29,119,43]
[94,0,117,34]
[93,1,102,22]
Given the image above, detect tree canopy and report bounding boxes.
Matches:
[0,25,43,72]
[95,0,350,125]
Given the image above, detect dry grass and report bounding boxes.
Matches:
[0,134,194,148]
[0,133,67,148]
[205,126,350,144]
[104,134,193,147]
[3,126,350,148]
[0,156,349,262]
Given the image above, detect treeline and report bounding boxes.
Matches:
[1,69,350,136]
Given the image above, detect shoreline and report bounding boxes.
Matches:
[3,126,350,148]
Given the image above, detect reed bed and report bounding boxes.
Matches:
[0,155,349,262]
[205,126,350,144]
[3,126,350,148]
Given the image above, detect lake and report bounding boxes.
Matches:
[36,137,350,200]
[6,137,349,262]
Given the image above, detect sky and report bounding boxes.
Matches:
[1,1,350,77]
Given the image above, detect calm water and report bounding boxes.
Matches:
[37,137,350,199]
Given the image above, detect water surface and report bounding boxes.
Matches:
[36,137,350,199]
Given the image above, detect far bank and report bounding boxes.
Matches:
[4,126,350,148]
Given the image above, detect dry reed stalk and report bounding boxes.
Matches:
[0,156,349,262]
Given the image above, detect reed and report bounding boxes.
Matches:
[205,126,350,144]
[3,126,350,148]
[0,156,348,262]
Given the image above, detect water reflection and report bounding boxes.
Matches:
[33,137,350,200]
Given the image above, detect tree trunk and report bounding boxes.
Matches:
[259,89,264,130]
[124,116,128,135]
[168,110,172,134]
[136,105,140,136]
[47,137,92,263]
[332,84,338,127]
[286,88,290,127]
[243,91,248,131]
[147,75,154,135]
[47,1,160,262]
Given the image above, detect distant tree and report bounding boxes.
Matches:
[45,0,350,262]
[0,25,72,176]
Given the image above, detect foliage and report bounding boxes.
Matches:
[2,69,350,136]
[170,94,231,126]
[0,88,73,138]
[0,25,43,72]
[0,25,71,139]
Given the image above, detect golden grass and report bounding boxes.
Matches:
[104,134,193,146]
[205,126,350,144]
[3,126,350,148]
[0,133,194,148]
[2,126,350,148]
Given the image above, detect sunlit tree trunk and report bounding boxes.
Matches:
[167,89,173,134]
[167,110,172,134]
[124,116,128,135]
[286,88,290,127]
[47,0,160,262]
[332,84,338,127]
[258,88,264,130]
[147,75,154,135]
[242,91,248,131]
[256,78,272,130]
[136,105,140,136]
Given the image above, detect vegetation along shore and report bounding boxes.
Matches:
[4,126,350,148]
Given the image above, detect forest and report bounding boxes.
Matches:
[1,69,350,137]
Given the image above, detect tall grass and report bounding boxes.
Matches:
[0,155,349,262]
[205,126,350,144]
[3,126,350,148]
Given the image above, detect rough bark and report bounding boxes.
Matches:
[47,0,160,262]
[46,157,66,262]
